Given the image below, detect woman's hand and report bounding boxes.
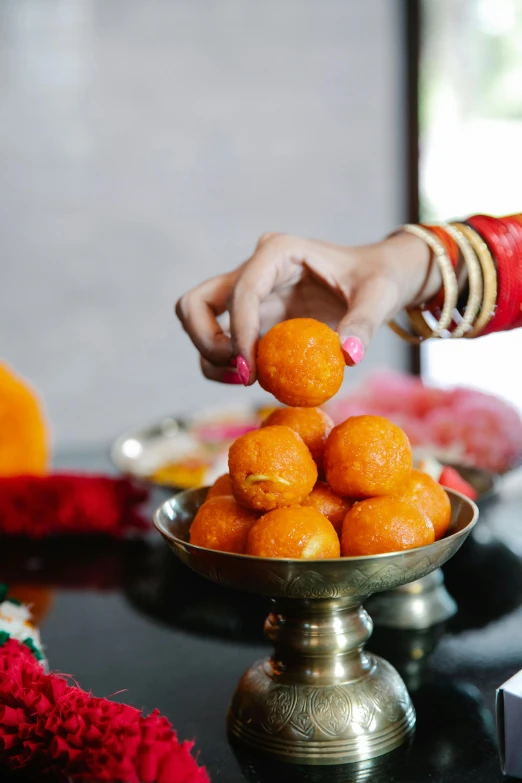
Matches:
[175,231,438,385]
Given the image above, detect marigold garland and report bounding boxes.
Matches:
[0,637,209,783]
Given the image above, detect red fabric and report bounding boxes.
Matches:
[0,638,209,783]
[0,474,149,538]
[467,215,522,336]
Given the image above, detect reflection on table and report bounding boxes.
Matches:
[0,468,521,782]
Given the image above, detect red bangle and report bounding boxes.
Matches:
[496,217,521,331]
[505,213,522,227]
[499,216,522,330]
[466,215,517,335]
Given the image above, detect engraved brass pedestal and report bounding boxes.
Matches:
[155,489,477,765]
[229,598,414,763]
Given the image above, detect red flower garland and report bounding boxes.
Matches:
[0,638,209,782]
[0,474,149,538]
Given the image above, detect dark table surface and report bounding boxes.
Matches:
[2,446,522,782]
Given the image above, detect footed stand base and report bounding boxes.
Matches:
[366,568,457,630]
[228,653,415,765]
[155,489,478,766]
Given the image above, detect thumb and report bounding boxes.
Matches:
[337,279,399,366]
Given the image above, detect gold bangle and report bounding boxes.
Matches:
[452,222,498,337]
[445,223,483,337]
[404,310,432,342]
[388,317,426,344]
[407,223,481,339]
[388,224,459,343]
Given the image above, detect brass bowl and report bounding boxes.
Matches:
[154,489,478,766]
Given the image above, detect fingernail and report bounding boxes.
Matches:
[236,355,250,386]
[223,371,242,384]
[230,357,237,367]
[341,337,365,366]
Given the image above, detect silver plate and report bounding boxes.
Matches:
[110,411,256,489]
[111,417,194,480]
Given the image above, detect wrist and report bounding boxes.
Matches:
[380,231,441,307]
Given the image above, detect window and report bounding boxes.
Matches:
[419,0,522,412]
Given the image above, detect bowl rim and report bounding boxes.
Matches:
[153,487,479,566]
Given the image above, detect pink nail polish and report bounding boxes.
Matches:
[236,355,250,386]
[230,357,237,367]
[223,371,242,384]
[341,337,364,366]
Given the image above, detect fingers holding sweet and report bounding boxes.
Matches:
[199,356,244,384]
[228,235,300,383]
[175,273,236,366]
[337,276,400,366]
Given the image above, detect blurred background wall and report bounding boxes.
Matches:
[0,0,408,448]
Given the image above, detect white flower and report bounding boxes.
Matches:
[0,600,31,623]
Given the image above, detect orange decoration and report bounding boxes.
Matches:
[246,506,340,559]
[0,363,49,477]
[324,415,412,498]
[257,318,345,407]
[189,496,259,553]
[228,425,317,512]
[341,496,435,556]
[261,406,333,471]
[302,481,353,535]
[396,468,451,540]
